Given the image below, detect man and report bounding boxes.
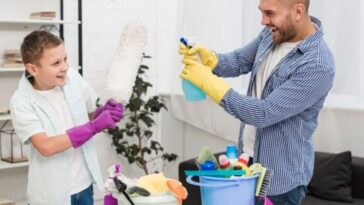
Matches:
[179,0,335,204]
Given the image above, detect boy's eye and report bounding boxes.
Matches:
[53,61,60,66]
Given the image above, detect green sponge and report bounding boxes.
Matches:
[197,147,219,169]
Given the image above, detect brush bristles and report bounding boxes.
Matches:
[258,168,273,197]
[105,21,147,104]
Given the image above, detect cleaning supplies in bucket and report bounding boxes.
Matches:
[190,146,273,205]
[187,174,259,205]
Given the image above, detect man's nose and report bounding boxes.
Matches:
[261,14,270,25]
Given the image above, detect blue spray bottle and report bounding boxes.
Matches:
[180,37,207,101]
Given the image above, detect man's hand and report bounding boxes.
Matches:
[178,43,218,70]
[180,59,230,104]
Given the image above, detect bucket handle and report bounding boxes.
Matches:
[186,176,241,188]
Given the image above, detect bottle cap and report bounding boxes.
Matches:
[237,156,248,166]
[226,145,238,159]
[115,164,120,174]
[218,155,231,169]
[200,160,216,170]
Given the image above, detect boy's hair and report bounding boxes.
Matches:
[21,30,63,65]
[21,30,63,83]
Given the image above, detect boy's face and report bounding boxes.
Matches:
[26,44,69,90]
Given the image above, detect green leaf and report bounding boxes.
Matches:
[162,153,178,162]
[144,130,153,138]
[141,147,152,155]
[150,140,163,154]
[144,96,167,112]
[128,157,135,164]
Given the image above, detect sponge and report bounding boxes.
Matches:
[197,147,219,169]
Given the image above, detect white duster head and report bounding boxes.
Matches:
[106,21,148,105]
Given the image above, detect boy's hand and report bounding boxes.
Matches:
[67,110,120,148]
[94,99,123,120]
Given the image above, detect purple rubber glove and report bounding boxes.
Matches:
[94,99,124,120]
[67,110,117,148]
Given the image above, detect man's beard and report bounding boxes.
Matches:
[272,17,297,44]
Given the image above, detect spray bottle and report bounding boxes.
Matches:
[180,37,207,101]
[104,164,120,205]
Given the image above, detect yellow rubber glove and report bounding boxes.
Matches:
[180,59,230,104]
[178,43,218,70]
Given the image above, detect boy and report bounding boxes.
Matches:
[10,30,123,205]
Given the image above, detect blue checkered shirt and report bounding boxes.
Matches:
[215,17,335,195]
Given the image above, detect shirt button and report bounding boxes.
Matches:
[259,58,262,62]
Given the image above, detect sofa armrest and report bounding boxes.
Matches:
[352,156,364,199]
[179,157,201,205]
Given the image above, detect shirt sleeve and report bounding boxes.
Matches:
[220,64,335,128]
[9,99,45,144]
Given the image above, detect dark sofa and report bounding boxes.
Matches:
[179,152,364,205]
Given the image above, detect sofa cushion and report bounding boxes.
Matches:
[308,151,353,202]
[303,195,364,205]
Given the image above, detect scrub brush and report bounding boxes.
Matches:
[249,163,273,197]
[126,186,151,197]
[113,176,135,205]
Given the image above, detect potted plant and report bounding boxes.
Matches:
[107,54,178,175]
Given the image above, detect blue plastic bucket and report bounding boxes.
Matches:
[186,174,258,205]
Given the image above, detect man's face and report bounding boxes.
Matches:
[259,0,297,44]
[31,44,69,90]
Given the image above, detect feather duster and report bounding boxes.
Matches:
[105,21,148,104]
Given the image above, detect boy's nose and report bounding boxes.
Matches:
[61,63,69,72]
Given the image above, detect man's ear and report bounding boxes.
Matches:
[25,63,38,77]
[294,3,305,21]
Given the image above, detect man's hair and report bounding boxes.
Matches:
[299,0,310,12]
[284,0,310,13]
[21,30,63,65]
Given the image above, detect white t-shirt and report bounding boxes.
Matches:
[35,86,92,195]
[243,41,300,156]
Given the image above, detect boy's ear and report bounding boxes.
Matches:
[25,63,38,77]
